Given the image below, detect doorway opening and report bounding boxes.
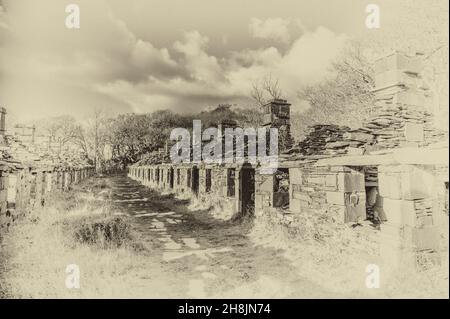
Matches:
[169,167,174,188]
[240,167,255,215]
[205,169,212,193]
[192,166,199,195]
[227,168,236,197]
[187,168,192,187]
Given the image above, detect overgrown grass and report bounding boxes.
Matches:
[249,208,449,298]
[0,178,158,298]
[68,216,134,248]
[2,177,447,298]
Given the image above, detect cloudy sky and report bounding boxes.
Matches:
[0,0,448,124]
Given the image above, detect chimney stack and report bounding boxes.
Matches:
[262,99,293,152]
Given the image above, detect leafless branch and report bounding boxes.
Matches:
[263,74,283,100]
[251,81,267,107]
[251,74,284,107]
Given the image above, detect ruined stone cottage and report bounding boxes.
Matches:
[128,51,449,270]
[0,109,94,232]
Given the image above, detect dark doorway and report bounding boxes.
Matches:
[187,168,192,187]
[192,166,199,195]
[240,167,255,215]
[205,169,212,193]
[227,168,236,197]
[169,167,174,188]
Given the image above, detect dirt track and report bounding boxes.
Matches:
[108,175,338,298]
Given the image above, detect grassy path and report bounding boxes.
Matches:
[108,175,336,298]
[1,175,447,298]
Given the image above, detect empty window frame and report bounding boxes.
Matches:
[273,168,290,209]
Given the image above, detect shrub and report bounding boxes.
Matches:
[68,216,135,248]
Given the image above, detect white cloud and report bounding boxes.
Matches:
[0,5,7,28]
[0,4,8,44]
[225,27,347,105]
[0,0,349,121]
[279,27,348,85]
[173,30,224,83]
[249,17,291,43]
[96,26,347,115]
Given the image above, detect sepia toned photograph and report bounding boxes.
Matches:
[0,0,448,302]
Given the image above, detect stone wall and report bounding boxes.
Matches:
[254,163,367,223]
[133,162,366,224]
[129,163,242,217]
[378,163,446,267]
[128,51,448,270]
[128,151,447,269]
[0,165,94,232]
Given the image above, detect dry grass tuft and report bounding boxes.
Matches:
[0,178,153,298]
[249,207,449,298]
[66,216,136,249]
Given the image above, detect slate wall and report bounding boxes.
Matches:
[0,166,94,233]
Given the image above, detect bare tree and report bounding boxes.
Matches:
[73,125,88,155]
[72,108,109,172]
[34,115,79,154]
[421,44,449,129]
[251,74,284,107]
[295,41,375,139]
[251,82,266,107]
[263,74,283,100]
[91,108,104,172]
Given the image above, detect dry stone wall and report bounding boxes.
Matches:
[0,109,94,234]
[129,163,241,218]
[128,51,448,270]
[0,164,94,232]
[129,154,447,270]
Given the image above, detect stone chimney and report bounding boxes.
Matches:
[371,51,440,147]
[262,99,293,152]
